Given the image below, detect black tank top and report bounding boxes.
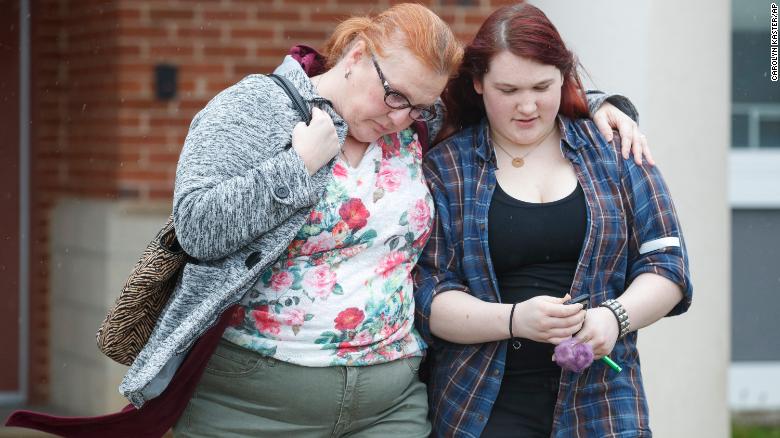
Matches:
[488,181,587,375]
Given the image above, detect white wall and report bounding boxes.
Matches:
[531,1,731,437]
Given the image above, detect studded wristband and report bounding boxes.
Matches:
[599,299,630,339]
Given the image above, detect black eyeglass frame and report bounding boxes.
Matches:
[369,54,437,122]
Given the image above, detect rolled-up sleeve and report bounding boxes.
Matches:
[413,160,469,348]
[620,156,692,316]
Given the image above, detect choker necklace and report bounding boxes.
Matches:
[491,137,542,168]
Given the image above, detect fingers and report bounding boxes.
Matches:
[549,301,584,318]
[632,126,643,166]
[545,321,585,344]
[617,119,634,160]
[594,111,614,142]
[640,133,655,166]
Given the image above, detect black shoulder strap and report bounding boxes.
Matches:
[268,74,312,125]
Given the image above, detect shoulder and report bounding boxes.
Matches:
[186,74,296,140]
[424,124,481,169]
[203,74,287,114]
[566,118,624,171]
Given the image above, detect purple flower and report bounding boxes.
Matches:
[554,338,595,373]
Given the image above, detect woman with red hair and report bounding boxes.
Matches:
[414,4,692,437]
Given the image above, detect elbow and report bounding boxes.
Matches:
[174,219,215,261]
[173,196,220,261]
[177,234,217,261]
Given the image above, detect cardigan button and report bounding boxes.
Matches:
[245,251,262,269]
[274,186,290,199]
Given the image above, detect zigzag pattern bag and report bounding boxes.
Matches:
[96,215,186,365]
[96,74,312,366]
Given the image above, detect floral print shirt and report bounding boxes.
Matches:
[223,129,433,366]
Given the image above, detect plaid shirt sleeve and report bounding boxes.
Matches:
[619,152,693,316]
[413,157,470,348]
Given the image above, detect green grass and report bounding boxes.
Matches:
[733,425,780,438]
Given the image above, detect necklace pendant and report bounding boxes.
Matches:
[512,157,524,168]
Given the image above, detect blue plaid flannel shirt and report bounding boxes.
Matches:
[413,116,692,438]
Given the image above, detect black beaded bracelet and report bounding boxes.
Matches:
[508,303,522,350]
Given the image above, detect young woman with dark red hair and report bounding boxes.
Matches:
[414,4,692,437]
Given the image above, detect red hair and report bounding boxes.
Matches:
[443,3,589,133]
[323,3,462,77]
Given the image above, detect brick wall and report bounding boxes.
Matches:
[29,0,514,402]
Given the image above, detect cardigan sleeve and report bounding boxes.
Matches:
[173,76,321,261]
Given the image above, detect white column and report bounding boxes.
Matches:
[530,1,731,436]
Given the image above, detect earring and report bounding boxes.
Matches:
[344,70,351,79]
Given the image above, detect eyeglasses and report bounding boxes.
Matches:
[370,54,437,122]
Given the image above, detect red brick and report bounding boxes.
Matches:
[464,12,490,25]
[202,10,250,21]
[256,10,301,21]
[176,27,221,39]
[147,152,181,164]
[180,63,226,74]
[203,45,248,58]
[149,188,175,200]
[117,7,142,21]
[150,45,195,57]
[150,9,194,21]
[282,29,329,41]
[119,26,169,39]
[230,28,274,39]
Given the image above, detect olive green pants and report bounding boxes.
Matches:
[173,340,431,437]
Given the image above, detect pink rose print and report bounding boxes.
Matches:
[301,231,337,255]
[285,239,304,256]
[375,250,407,277]
[282,308,306,326]
[339,244,366,259]
[304,264,337,299]
[339,198,370,230]
[251,305,280,335]
[337,331,374,357]
[408,199,432,233]
[380,322,401,340]
[333,162,348,179]
[349,330,374,347]
[337,343,361,357]
[377,348,403,361]
[331,220,350,244]
[334,307,365,331]
[380,135,402,160]
[362,351,380,363]
[308,210,324,224]
[376,164,406,193]
[270,271,293,291]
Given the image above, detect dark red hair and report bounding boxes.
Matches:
[442,3,589,134]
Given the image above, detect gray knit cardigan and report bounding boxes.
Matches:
[119,57,350,407]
